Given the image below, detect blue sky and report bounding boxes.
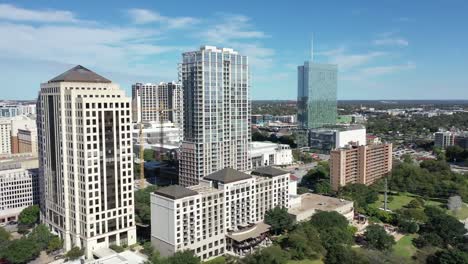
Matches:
[1,0,467,100]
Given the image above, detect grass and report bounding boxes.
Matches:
[288,259,323,264]
[393,234,418,260]
[370,192,444,211]
[447,204,468,220]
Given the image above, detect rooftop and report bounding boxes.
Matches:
[204,167,252,184]
[251,166,288,177]
[288,193,353,215]
[226,222,271,242]
[48,65,111,83]
[154,185,198,200]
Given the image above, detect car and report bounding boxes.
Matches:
[54,255,65,260]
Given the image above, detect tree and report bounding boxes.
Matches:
[144,149,155,161]
[18,205,40,226]
[427,249,468,264]
[310,211,349,230]
[324,244,366,264]
[364,224,395,251]
[135,185,160,225]
[167,250,200,264]
[406,198,424,209]
[110,244,125,253]
[447,195,463,211]
[0,226,10,242]
[242,245,289,264]
[445,145,465,162]
[282,224,325,260]
[66,246,84,260]
[47,236,63,253]
[29,224,53,249]
[3,238,41,264]
[264,207,294,235]
[297,186,309,194]
[310,212,354,250]
[423,206,467,246]
[338,184,379,210]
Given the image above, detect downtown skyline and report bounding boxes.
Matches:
[1,1,468,100]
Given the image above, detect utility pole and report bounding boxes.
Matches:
[384,177,388,211]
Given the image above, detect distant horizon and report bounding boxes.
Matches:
[3,98,468,102]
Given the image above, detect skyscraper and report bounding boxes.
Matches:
[37,65,136,258]
[131,82,183,126]
[297,61,338,129]
[178,46,251,186]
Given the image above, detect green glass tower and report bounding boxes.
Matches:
[297,61,337,129]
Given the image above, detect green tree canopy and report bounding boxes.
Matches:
[363,224,396,251]
[18,205,40,226]
[66,246,84,260]
[242,245,290,264]
[264,207,294,235]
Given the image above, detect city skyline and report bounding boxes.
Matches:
[1,1,468,100]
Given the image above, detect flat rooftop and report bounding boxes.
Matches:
[226,222,270,242]
[288,193,353,215]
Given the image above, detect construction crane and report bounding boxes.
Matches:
[138,107,180,188]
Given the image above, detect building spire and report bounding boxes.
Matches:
[310,33,314,62]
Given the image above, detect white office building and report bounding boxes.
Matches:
[0,118,11,154]
[37,65,137,259]
[250,141,293,169]
[179,46,251,186]
[150,166,290,260]
[132,82,183,127]
[0,163,39,224]
[434,131,456,149]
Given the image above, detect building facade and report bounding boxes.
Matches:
[0,164,39,224]
[434,131,455,149]
[0,118,11,154]
[150,167,289,261]
[308,126,366,153]
[10,115,37,154]
[297,61,337,129]
[250,141,293,169]
[179,46,251,186]
[132,82,183,127]
[330,143,393,191]
[37,65,137,258]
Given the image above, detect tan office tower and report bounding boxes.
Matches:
[330,143,392,191]
[179,46,251,186]
[37,65,137,258]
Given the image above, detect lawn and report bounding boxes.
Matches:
[447,204,468,220]
[288,259,323,264]
[393,234,418,260]
[370,192,444,211]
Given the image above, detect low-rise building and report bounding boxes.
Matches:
[288,193,354,222]
[250,141,293,169]
[0,163,39,224]
[330,143,393,191]
[150,167,290,261]
[308,126,366,153]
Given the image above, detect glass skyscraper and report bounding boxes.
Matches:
[297,61,338,129]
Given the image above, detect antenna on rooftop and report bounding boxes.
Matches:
[310,33,314,62]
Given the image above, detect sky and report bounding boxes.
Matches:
[0,0,467,100]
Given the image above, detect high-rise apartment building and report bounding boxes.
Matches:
[297,61,337,129]
[179,46,251,186]
[330,143,393,191]
[0,118,11,154]
[132,82,183,126]
[37,65,136,258]
[434,131,455,149]
[150,167,289,260]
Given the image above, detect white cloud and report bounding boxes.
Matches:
[319,47,386,69]
[374,37,409,46]
[360,62,415,75]
[0,22,188,77]
[200,14,267,43]
[127,8,199,28]
[0,4,79,23]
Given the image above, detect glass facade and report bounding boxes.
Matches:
[297,61,337,129]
